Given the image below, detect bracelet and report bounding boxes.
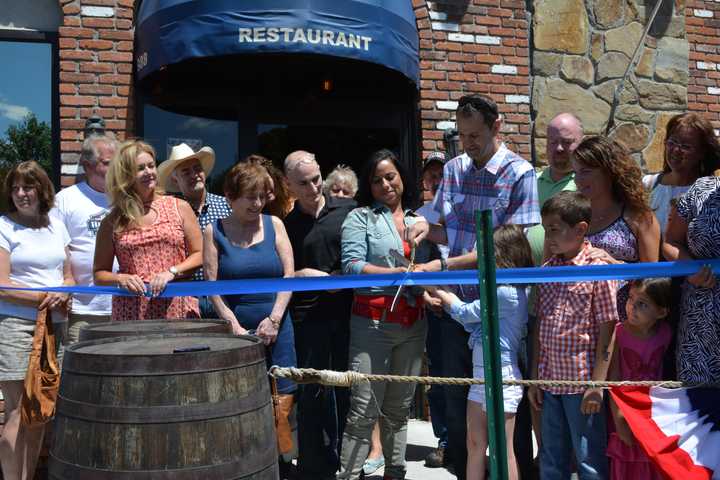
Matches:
[268,315,281,328]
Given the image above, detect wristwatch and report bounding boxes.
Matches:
[440,257,448,272]
[169,266,179,278]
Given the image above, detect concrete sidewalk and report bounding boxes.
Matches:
[363,419,455,480]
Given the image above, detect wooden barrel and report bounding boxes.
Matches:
[78,319,231,342]
[49,333,277,479]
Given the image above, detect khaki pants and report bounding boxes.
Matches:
[66,313,112,344]
[337,313,427,479]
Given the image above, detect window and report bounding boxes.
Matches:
[142,104,239,194]
[0,39,56,178]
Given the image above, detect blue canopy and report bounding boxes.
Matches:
[136,0,420,85]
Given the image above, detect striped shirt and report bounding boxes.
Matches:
[537,241,619,394]
[433,144,540,300]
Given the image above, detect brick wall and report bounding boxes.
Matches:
[686,1,720,130]
[58,0,135,186]
[52,0,720,182]
[413,0,532,162]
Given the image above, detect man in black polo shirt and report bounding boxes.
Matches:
[283,151,357,480]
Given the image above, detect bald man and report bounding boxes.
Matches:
[527,113,583,264]
[283,151,357,480]
[545,113,584,185]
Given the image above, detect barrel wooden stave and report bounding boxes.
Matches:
[50,334,277,479]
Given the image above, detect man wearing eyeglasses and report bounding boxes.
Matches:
[526,113,583,264]
[406,94,540,480]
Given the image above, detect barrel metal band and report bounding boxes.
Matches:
[63,343,266,376]
[48,449,278,480]
[55,393,270,424]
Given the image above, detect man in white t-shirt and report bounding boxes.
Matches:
[51,134,118,342]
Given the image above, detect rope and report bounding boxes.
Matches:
[268,366,719,390]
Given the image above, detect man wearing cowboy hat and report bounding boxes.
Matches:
[158,144,231,315]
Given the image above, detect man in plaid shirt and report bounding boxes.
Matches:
[157,144,232,316]
[529,191,617,480]
[407,94,540,479]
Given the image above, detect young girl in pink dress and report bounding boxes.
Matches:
[607,277,673,479]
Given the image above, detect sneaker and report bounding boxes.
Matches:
[362,456,385,475]
[424,447,445,468]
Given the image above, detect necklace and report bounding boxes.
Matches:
[593,202,621,223]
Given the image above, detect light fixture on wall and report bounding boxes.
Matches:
[321,78,333,92]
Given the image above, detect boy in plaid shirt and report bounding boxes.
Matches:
[528,191,618,479]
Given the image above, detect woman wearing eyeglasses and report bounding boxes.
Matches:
[662,115,720,386]
[643,113,720,234]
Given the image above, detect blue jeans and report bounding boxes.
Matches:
[425,310,448,449]
[540,391,608,480]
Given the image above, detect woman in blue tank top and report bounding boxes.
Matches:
[203,161,296,395]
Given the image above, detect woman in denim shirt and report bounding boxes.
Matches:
[338,149,432,480]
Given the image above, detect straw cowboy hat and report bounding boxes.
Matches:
[157,143,215,193]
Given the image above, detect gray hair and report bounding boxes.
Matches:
[80,133,118,166]
[284,150,318,175]
[323,164,358,196]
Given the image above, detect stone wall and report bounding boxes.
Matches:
[531,0,688,172]
[51,1,720,186]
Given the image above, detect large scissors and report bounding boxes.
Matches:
[389,246,415,312]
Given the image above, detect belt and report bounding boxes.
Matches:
[352,295,423,327]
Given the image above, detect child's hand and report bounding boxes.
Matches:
[688,265,717,289]
[528,385,543,411]
[423,291,443,312]
[580,388,603,415]
[614,416,635,447]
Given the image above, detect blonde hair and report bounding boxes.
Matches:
[323,164,358,197]
[106,139,159,231]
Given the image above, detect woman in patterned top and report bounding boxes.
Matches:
[643,113,720,235]
[94,140,203,321]
[664,175,720,384]
[571,136,660,321]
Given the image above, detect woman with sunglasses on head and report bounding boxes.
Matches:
[643,113,720,234]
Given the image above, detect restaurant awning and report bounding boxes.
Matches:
[135,0,420,85]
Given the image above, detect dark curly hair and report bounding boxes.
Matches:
[4,161,55,217]
[663,113,720,177]
[573,136,650,215]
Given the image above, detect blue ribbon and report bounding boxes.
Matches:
[3,259,719,297]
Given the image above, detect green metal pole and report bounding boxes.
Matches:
[475,209,508,480]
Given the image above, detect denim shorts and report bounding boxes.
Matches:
[468,347,523,413]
